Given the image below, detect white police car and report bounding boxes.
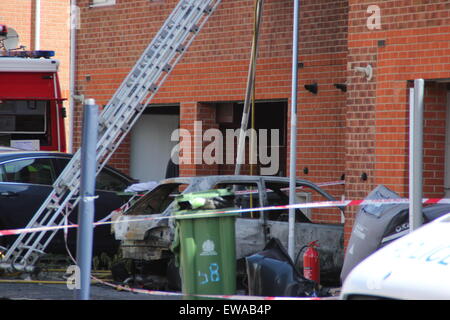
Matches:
[340,213,450,300]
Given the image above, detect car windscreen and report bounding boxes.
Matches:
[125,183,187,215]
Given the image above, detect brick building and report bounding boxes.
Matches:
[73,0,450,244]
[1,0,71,140]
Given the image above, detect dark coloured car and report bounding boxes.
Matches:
[0,150,136,257]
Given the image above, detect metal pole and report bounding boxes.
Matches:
[288,0,300,260]
[234,0,264,175]
[75,99,98,300]
[69,0,78,153]
[34,0,41,50]
[409,79,424,232]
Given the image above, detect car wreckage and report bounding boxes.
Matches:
[110,175,345,290]
[340,184,450,284]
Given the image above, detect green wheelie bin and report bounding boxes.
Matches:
[171,189,238,299]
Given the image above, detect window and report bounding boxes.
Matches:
[2,158,55,185]
[0,100,52,147]
[0,165,6,182]
[214,182,262,218]
[90,0,116,7]
[263,181,344,224]
[0,100,48,134]
[96,169,129,192]
[264,183,311,223]
[127,183,186,215]
[55,158,129,192]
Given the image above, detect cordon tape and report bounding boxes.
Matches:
[1,195,450,237]
[3,179,445,300]
[0,179,343,237]
[90,275,322,300]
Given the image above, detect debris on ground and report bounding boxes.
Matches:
[246,238,331,298]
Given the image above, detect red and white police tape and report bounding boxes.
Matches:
[1,196,450,237]
[91,275,322,300]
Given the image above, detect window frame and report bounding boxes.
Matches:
[213,181,265,220]
[0,157,57,186]
[0,100,49,135]
[95,167,131,192]
[125,183,187,216]
[262,182,313,223]
[53,157,132,192]
[90,0,116,8]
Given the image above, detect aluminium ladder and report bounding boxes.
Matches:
[0,0,222,272]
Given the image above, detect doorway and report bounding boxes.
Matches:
[130,105,179,182]
[216,100,287,176]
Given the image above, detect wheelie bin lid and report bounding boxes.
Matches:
[173,188,238,220]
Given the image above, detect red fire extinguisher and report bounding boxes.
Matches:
[303,240,320,284]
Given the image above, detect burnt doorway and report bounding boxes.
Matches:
[216,100,287,176]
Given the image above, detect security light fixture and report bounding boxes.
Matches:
[334,83,347,92]
[354,64,373,81]
[304,83,318,94]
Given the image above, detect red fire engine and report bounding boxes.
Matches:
[0,24,66,152]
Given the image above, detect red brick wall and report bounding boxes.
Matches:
[1,1,33,49]
[74,0,293,161]
[295,0,348,224]
[345,0,450,244]
[75,0,348,225]
[1,0,71,145]
[179,102,220,177]
[76,0,450,240]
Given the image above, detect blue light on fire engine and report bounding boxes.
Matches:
[0,24,7,37]
[0,50,55,59]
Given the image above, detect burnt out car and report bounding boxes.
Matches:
[340,184,450,284]
[111,175,345,287]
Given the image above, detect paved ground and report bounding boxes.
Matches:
[0,279,339,300]
[0,281,180,300]
[0,268,182,300]
[0,262,340,300]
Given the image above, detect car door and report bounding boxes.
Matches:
[52,158,132,255]
[261,179,345,281]
[52,161,133,224]
[211,179,267,259]
[0,156,58,247]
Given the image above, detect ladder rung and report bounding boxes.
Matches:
[160,29,170,40]
[149,84,158,92]
[204,5,213,14]
[190,24,200,33]
[106,144,116,152]
[2,0,223,273]
[121,123,130,132]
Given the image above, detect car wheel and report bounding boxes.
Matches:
[166,255,181,291]
[111,259,132,282]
